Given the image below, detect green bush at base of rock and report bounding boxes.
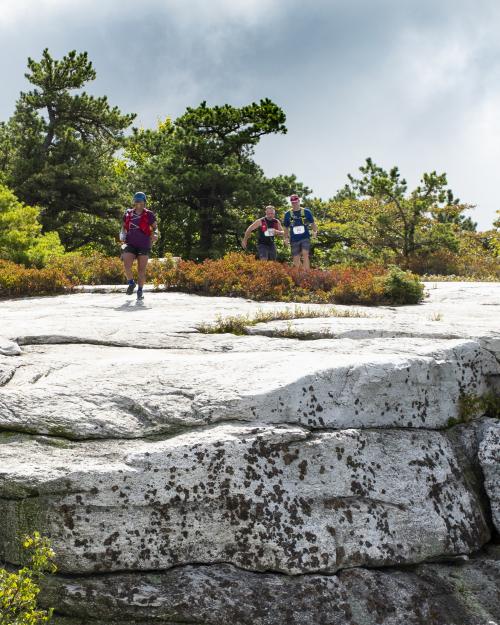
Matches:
[0,533,56,625]
[445,392,500,428]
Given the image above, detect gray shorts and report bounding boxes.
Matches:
[290,239,311,256]
[257,243,277,260]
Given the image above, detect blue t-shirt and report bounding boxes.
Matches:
[283,208,314,242]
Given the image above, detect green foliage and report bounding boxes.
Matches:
[409,229,500,279]
[0,532,56,625]
[0,184,64,266]
[313,159,481,269]
[381,266,424,305]
[1,49,135,252]
[458,392,500,422]
[0,49,497,274]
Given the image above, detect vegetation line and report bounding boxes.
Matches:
[196,305,367,335]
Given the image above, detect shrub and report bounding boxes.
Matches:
[46,252,125,285]
[146,256,177,285]
[0,184,64,268]
[24,232,66,269]
[0,260,71,298]
[154,253,423,305]
[47,252,175,286]
[328,265,387,305]
[380,266,425,305]
[1,251,423,305]
[408,231,500,281]
[0,532,56,625]
[160,253,296,301]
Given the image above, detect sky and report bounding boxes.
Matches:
[0,0,499,229]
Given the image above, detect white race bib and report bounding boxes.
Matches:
[264,228,275,237]
[293,225,305,235]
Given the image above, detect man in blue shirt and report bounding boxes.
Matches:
[283,194,318,270]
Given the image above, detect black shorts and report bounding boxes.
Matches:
[257,243,277,260]
[122,244,150,257]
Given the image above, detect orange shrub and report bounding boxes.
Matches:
[163,253,295,301]
[0,259,71,298]
[154,253,423,305]
[47,253,125,285]
[0,252,423,305]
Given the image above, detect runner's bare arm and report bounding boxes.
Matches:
[275,220,285,237]
[241,220,261,249]
[284,225,290,243]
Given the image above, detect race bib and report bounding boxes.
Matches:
[264,228,275,237]
[293,225,305,235]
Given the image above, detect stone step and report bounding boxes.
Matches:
[39,546,500,625]
[0,338,497,440]
[0,423,490,575]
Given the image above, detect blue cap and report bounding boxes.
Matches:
[133,191,147,203]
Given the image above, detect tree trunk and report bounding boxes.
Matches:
[198,204,214,260]
[42,105,56,152]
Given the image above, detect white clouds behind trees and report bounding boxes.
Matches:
[0,0,498,228]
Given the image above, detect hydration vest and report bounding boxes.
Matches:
[258,217,279,244]
[124,208,152,236]
[287,208,312,240]
[289,209,311,225]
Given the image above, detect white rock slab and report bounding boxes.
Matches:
[0,424,490,574]
[478,421,500,533]
[0,337,497,439]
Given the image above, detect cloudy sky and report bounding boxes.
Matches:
[1,0,499,228]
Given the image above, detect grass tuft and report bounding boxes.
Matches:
[196,305,367,335]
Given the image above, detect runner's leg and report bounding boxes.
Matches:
[123,252,136,281]
[137,254,149,288]
[301,248,310,270]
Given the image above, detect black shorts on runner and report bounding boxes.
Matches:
[257,243,277,261]
[122,244,150,257]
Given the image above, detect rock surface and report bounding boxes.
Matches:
[0,282,499,624]
[41,545,500,625]
[0,338,497,439]
[479,421,500,533]
[0,424,490,574]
